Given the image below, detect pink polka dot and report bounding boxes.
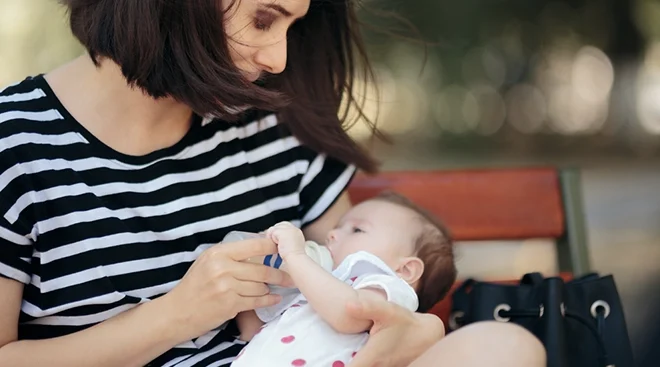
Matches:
[291,304,301,307]
[332,361,345,367]
[281,335,295,343]
[350,277,357,282]
[291,359,306,366]
[351,352,357,357]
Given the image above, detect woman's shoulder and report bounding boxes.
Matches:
[1,75,42,94]
[0,75,49,109]
[0,75,64,137]
[0,75,72,186]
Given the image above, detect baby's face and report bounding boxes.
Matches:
[325,200,420,270]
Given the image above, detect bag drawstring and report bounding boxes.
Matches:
[497,303,614,367]
[564,310,612,367]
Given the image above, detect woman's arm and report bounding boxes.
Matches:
[0,277,182,367]
[0,238,289,367]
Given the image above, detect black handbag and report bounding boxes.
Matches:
[448,272,635,367]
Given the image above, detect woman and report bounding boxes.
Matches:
[0,0,546,366]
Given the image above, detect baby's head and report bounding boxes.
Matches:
[326,191,457,312]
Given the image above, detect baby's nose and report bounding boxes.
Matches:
[326,230,338,244]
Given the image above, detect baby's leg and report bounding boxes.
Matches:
[235,311,264,341]
[409,321,546,367]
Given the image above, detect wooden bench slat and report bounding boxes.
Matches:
[348,168,565,241]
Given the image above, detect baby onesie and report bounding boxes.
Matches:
[231,251,419,367]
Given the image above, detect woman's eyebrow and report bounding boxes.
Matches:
[261,3,293,17]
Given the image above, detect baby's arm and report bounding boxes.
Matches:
[286,253,385,334]
[267,222,386,334]
[235,311,264,341]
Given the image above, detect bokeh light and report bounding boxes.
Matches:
[636,42,660,135]
[467,84,506,135]
[505,84,547,134]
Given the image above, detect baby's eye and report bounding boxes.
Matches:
[352,227,364,234]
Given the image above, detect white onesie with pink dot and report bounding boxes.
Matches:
[230,251,419,367]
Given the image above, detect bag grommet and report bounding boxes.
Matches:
[449,311,464,330]
[590,300,611,319]
[494,304,511,322]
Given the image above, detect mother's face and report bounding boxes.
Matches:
[222,0,310,82]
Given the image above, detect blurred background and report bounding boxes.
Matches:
[1,0,658,362]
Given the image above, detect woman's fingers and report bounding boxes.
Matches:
[347,301,445,367]
[346,296,398,323]
[230,261,294,288]
[236,294,282,313]
[231,278,270,297]
[215,237,278,262]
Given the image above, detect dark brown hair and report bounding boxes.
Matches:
[61,0,380,172]
[372,191,457,313]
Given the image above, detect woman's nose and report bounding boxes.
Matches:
[254,37,287,75]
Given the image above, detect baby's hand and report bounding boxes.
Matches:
[266,222,306,259]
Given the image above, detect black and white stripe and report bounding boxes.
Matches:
[0,75,355,366]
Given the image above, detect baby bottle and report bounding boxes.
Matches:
[222,231,333,272]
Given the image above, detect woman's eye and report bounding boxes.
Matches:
[253,11,276,31]
[254,19,271,31]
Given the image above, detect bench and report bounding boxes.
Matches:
[347,167,590,328]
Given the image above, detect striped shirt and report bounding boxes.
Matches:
[0,75,355,366]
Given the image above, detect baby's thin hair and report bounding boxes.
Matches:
[371,191,457,313]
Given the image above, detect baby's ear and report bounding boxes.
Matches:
[395,257,424,285]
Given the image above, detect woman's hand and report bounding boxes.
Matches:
[161,237,293,342]
[347,297,445,367]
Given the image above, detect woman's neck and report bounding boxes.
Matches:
[45,55,194,156]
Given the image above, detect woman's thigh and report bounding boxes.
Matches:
[410,321,546,367]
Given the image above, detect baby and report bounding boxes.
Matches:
[230,192,457,366]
